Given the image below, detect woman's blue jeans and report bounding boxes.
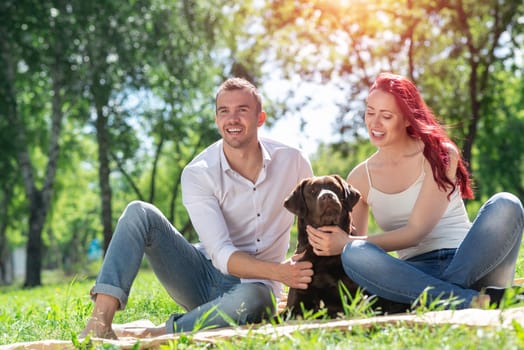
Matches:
[90,201,275,333]
[341,192,524,309]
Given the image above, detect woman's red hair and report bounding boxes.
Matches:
[369,73,474,199]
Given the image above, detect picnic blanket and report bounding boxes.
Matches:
[4,306,524,350]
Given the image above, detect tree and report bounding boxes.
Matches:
[73,0,237,249]
[71,1,153,254]
[0,98,18,284]
[254,0,524,197]
[1,0,258,285]
[475,69,524,200]
[138,0,222,226]
[0,0,85,286]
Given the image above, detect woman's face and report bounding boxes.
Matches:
[364,89,410,148]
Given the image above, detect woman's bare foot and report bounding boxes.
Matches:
[277,292,288,314]
[470,294,490,309]
[114,325,167,338]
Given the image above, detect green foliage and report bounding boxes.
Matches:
[513,319,524,349]
[2,269,524,348]
[339,283,380,319]
[311,141,376,177]
[1,0,523,289]
[0,0,239,282]
[474,69,524,199]
[256,0,524,200]
[0,269,180,345]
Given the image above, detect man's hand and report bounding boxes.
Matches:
[279,252,313,289]
[227,251,313,289]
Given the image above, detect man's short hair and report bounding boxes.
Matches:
[216,77,262,114]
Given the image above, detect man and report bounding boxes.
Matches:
[80,77,314,338]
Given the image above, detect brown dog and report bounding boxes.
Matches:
[283,174,361,318]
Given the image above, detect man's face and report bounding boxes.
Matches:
[215,88,265,149]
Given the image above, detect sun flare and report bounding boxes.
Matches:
[311,0,369,16]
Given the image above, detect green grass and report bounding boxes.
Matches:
[0,269,181,346]
[2,272,524,349]
[2,247,524,349]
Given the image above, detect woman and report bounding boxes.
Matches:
[307,72,524,309]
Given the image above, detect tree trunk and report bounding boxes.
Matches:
[0,184,11,284]
[452,1,480,173]
[0,14,17,286]
[0,25,51,288]
[1,14,65,284]
[24,190,44,286]
[95,102,113,254]
[148,136,164,203]
[24,53,64,286]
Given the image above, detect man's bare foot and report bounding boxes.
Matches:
[80,317,118,339]
[80,293,120,339]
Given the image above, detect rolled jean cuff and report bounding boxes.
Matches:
[165,313,183,334]
[90,283,128,310]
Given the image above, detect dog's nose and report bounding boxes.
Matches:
[318,189,336,201]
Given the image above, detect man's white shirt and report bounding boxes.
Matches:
[181,137,313,296]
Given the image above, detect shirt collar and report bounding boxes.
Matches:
[219,139,272,173]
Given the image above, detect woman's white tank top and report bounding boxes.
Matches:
[365,159,471,260]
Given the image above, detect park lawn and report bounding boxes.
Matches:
[0,268,182,346]
[0,245,524,349]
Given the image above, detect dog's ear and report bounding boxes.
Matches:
[331,174,361,211]
[346,184,361,209]
[284,178,309,216]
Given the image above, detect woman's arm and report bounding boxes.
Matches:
[347,162,370,236]
[307,145,460,255]
[367,143,459,251]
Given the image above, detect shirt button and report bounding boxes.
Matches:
[253,187,256,191]
[257,213,261,217]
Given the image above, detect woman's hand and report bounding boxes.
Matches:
[306,225,352,256]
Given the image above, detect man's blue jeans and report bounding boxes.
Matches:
[342,192,524,309]
[90,201,275,333]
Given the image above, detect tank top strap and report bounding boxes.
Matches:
[365,159,373,189]
[366,154,425,192]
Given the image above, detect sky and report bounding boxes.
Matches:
[258,79,345,157]
[259,107,337,157]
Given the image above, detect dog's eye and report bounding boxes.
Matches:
[327,185,338,193]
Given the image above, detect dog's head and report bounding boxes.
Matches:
[284,175,361,228]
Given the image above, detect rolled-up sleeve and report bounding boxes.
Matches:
[181,166,238,274]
